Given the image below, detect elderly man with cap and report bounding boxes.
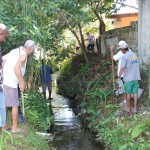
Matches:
[2,40,35,133]
[109,41,132,107]
[0,23,9,130]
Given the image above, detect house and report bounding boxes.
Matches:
[109,1,138,29]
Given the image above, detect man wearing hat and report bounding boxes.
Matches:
[118,44,141,114]
[2,40,35,133]
[0,23,9,130]
[110,41,130,106]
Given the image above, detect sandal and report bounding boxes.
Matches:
[12,128,24,134]
[132,111,138,114]
[123,110,130,115]
[2,125,12,131]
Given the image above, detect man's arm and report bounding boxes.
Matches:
[92,35,95,41]
[109,45,115,60]
[84,38,89,41]
[14,54,27,92]
[119,67,124,78]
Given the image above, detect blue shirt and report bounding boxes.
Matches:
[40,65,52,82]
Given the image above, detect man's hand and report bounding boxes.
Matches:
[109,45,115,51]
[19,80,25,93]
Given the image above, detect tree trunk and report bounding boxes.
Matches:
[70,29,89,63]
[96,37,102,63]
[78,23,86,51]
[78,23,89,63]
[57,12,89,63]
[93,10,105,62]
[93,10,105,35]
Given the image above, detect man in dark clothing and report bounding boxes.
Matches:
[85,32,95,52]
[40,59,53,100]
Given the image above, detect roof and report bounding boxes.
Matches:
[109,12,137,19]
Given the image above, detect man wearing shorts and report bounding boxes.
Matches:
[3,40,35,133]
[110,41,133,107]
[118,47,141,114]
[40,59,53,100]
[0,23,9,130]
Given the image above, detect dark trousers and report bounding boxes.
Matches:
[87,44,94,51]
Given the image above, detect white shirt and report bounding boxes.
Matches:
[3,47,27,88]
[113,50,124,77]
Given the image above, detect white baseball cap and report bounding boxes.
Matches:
[118,41,128,49]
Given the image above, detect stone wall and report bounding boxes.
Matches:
[100,21,138,56]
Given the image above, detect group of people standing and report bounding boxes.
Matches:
[0,23,140,136]
[0,23,36,134]
[110,41,141,114]
[85,33,141,114]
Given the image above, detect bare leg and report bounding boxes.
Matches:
[124,93,127,102]
[2,107,10,131]
[133,94,138,113]
[126,94,130,112]
[12,106,22,133]
[124,93,127,110]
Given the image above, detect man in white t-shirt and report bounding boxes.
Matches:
[109,41,130,107]
[2,40,35,134]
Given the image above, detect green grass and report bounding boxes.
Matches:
[0,92,54,150]
[0,124,51,150]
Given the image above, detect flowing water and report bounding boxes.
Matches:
[49,73,104,150]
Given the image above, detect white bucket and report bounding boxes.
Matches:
[131,88,143,99]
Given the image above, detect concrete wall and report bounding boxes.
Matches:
[138,0,150,97]
[138,0,150,64]
[100,21,138,56]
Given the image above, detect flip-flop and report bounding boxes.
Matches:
[122,110,130,115]
[12,129,24,135]
[132,111,138,114]
[2,125,12,131]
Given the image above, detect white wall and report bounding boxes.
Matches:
[138,0,150,63]
[138,0,150,97]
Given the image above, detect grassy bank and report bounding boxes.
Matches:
[57,53,150,150]
[0,125,50,150]
[0,92,54,150]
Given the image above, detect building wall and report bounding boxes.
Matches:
[138,0,150,64]
[100,21,138,56]
[138,0,150,96]
[113,16,138,28]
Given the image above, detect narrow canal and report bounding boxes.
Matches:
[49,73,104,150]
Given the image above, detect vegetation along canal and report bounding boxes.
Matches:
[49,73,104,150]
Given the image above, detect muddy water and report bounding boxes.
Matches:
[50,73,104,150]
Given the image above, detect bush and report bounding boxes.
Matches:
[22,92,54,131]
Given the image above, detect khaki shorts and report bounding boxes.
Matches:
[3,85,19,107]
[42,82,52,92]
[124,80,138,94]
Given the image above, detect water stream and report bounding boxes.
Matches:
[49,73,104,150]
